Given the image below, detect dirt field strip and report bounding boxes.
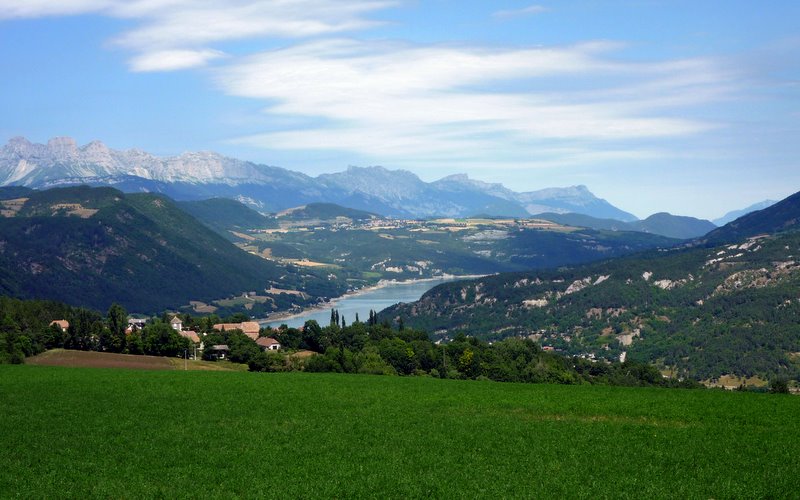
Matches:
[26,349,241,371]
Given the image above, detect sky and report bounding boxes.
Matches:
[1,0,798,220]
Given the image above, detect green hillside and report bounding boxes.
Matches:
[536,212,629,231]
[538,211,716,239]
[0,186,33,200]
[384,229,800,382]
[703,190,800,243]
[0,186,338,313]
[277,202,379,221]
[178,197,277,238]
[246,220,677,282]
[1,367,797,498]
[630,212,716,239]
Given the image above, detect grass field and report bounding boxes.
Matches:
[1,366,799,498]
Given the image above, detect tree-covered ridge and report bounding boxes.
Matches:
[178,197,277,238]
[383,230,800,382]
[703,189,800,244]
[538,211,717,239]
[276,202,379,222]
[0,186,344,313]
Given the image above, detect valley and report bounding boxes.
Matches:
[0,179,797,389]
[3,6,798,499]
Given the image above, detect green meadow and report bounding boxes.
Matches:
[1,366,798,498]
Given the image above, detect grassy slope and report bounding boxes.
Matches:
[1,366,798,498]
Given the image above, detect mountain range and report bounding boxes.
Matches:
[0,137,637,220]
[713,200,777,226]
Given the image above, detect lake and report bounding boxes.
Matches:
[261,276,470,329]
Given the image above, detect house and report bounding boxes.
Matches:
[49,320,69,332]
[128,318,147,329]
[180,330,200,344]
[209,344,229,360]
[213,322,261,340]
[256,337,281,351]
[169,315,183,332]
[127,318,147,334]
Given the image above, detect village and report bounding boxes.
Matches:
[252,214,568,235]
[49,315,283,362]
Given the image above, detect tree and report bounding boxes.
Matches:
[106,303,127,353]
[126,327,144,354]
[142,322,188,357]
[769,378,790,394]
[302,320,324,352]
[0,314,24,364]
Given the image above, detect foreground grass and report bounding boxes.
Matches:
[1,366,798,498]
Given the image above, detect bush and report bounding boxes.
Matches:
[769,378,790,394]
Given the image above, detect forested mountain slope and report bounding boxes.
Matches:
[538,211,716,239]
[384,229,800,381]
[0,186,339,312]
[703,190,800,244]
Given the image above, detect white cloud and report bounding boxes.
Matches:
[0,0,113,18]
[218,38,727,167]
[493,5,548,19]
[129,48,225,72]
[0,0,395,71]
[0,0,737,174]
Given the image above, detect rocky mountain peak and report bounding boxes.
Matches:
[46,137,78,159]
[0,136,638,221]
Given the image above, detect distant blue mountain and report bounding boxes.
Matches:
[0,136,636,221]
[713,200,778,226]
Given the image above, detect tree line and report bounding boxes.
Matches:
[0,297,194,362]
[250,315,700,388]
[0,296,708,390]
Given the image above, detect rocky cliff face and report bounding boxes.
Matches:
[0,136,636,220]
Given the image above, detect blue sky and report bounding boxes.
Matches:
[1,0,798,219]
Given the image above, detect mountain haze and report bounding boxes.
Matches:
[703,191,800,244]
[713,200,777,226]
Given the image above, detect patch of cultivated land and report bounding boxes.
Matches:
[1,367,799,497]
[25,349,240,371]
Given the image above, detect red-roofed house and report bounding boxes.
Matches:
[213,322,261,340]
[180,330,200,344]
[256,337,281,351]
[50,320,69,332]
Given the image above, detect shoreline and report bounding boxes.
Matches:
[258,274,485,326]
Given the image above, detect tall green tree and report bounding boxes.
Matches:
[106,303,127,353]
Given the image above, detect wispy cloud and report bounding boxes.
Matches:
[493,4,548,19]
[129,48,225,72]
[0,0,737,173]
[0,0,395,71]
[219,38,728,168]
